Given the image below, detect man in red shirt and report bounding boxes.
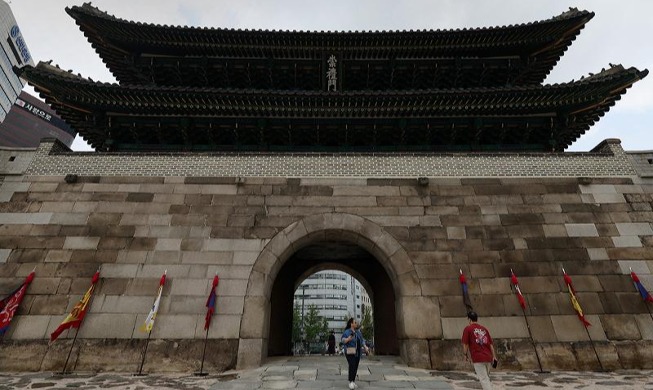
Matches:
[462,311,497,390]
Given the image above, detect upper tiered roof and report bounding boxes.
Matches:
[15,5,648,152]
[17,62,647,152]
[66,4,594,89]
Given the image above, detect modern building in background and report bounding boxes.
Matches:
[0,91,75,147]
[294,271,371,340]
[0,0,33,123]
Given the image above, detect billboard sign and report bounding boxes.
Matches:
[9,25,31,64]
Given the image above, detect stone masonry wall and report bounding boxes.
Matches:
[0,138,652,372]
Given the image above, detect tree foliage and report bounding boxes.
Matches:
[303,304,328,342]
[360,305,374,343]
[292,305,302,343]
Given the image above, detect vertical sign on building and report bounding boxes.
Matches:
[9,25,32,65]
[326,55,337,92]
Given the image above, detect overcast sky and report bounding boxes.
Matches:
[8,0,652,152]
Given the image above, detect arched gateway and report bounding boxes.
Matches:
[237,213,437,369]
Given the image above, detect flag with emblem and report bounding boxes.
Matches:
[50,270,100,342]
[563,268,591,327]
[0,271,35,335]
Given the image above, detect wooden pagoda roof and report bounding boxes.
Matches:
[67,4,593,88]
[17,62,647,152]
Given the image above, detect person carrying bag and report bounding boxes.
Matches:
[341,318,369,390]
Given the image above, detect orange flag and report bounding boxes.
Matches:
[50,270,100,343]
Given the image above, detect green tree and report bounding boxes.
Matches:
[292,305,302,344]
[303,304,323,343]
[360,305,374,343]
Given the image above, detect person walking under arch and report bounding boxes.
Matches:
[462,311,497,390]
[342,318,369,389]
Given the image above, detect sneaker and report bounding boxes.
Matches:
[348,382,355,389]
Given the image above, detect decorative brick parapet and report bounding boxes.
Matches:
[24,138,637,178]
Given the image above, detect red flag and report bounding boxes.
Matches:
[563,268,591,328]
[510,270,527,310]
[0,271,35,335]
[50,271,100,343]
[459,269,473,312]
[204,274,220,330]
[630,270,653,303]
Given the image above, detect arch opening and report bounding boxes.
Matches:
[268,240,399,357]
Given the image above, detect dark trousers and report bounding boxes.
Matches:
[345,354,360,382]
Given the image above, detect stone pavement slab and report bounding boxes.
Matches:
[0,355,652,389]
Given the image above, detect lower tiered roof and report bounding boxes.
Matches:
[17,63,647,152]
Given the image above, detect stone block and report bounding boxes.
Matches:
[0,212,52,225]
[616,222,653,236]
[421,279,459,296]
[438,296,469,318]
[99,279,129,295]
[551,314,606,341]
[30,295,69,315]
[397,296,441,339]
[206,265,252,280]
[587,248,609,261]
[116,250,148,264]
[593,193,626,203]
[145,314,197,339]
[543,224,567,237]
[580,184,616,194]
[240,296,269,338]
[612,236,643,248]
[203,238,266,252]
[441,317,467,339]
[428,339,465,370]
[181,251,232,264]
[600,314,641,340]
[526,316,557,342]
[170,278,209,296]
[565,223,598,237]
[528,293,561,315]
[237,338,266,369]
[570,275,603,292]
[635,314,653,340]
[399,339,431,369]
[136,265,190,278]
[482,316,530,339]
[218,279,248,297]
[4,315,50,339]
[518,276,560,293]
[78,313,137,338]
[155,238,182,251]
[446,226,466,240]
[0,248,10,264]
[100,264,139,278]
[618,260,650,274]
[479,278,511,294]
[100,295,153,313]
[201,314,241,339]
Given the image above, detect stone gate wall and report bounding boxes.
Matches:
[0,138,652,372]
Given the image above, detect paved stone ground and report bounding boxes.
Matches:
[0,356,652,389]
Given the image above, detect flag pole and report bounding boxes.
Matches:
[196,271,218,376]
[60,328,80,375]
[511,269,548,373]
[58,267,100,376]
[196,326,210,376]
[136,329,153,376]
[564,266,603,372]
[583,325,604,372]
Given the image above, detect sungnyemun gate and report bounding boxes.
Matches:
[1,4,652,372]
